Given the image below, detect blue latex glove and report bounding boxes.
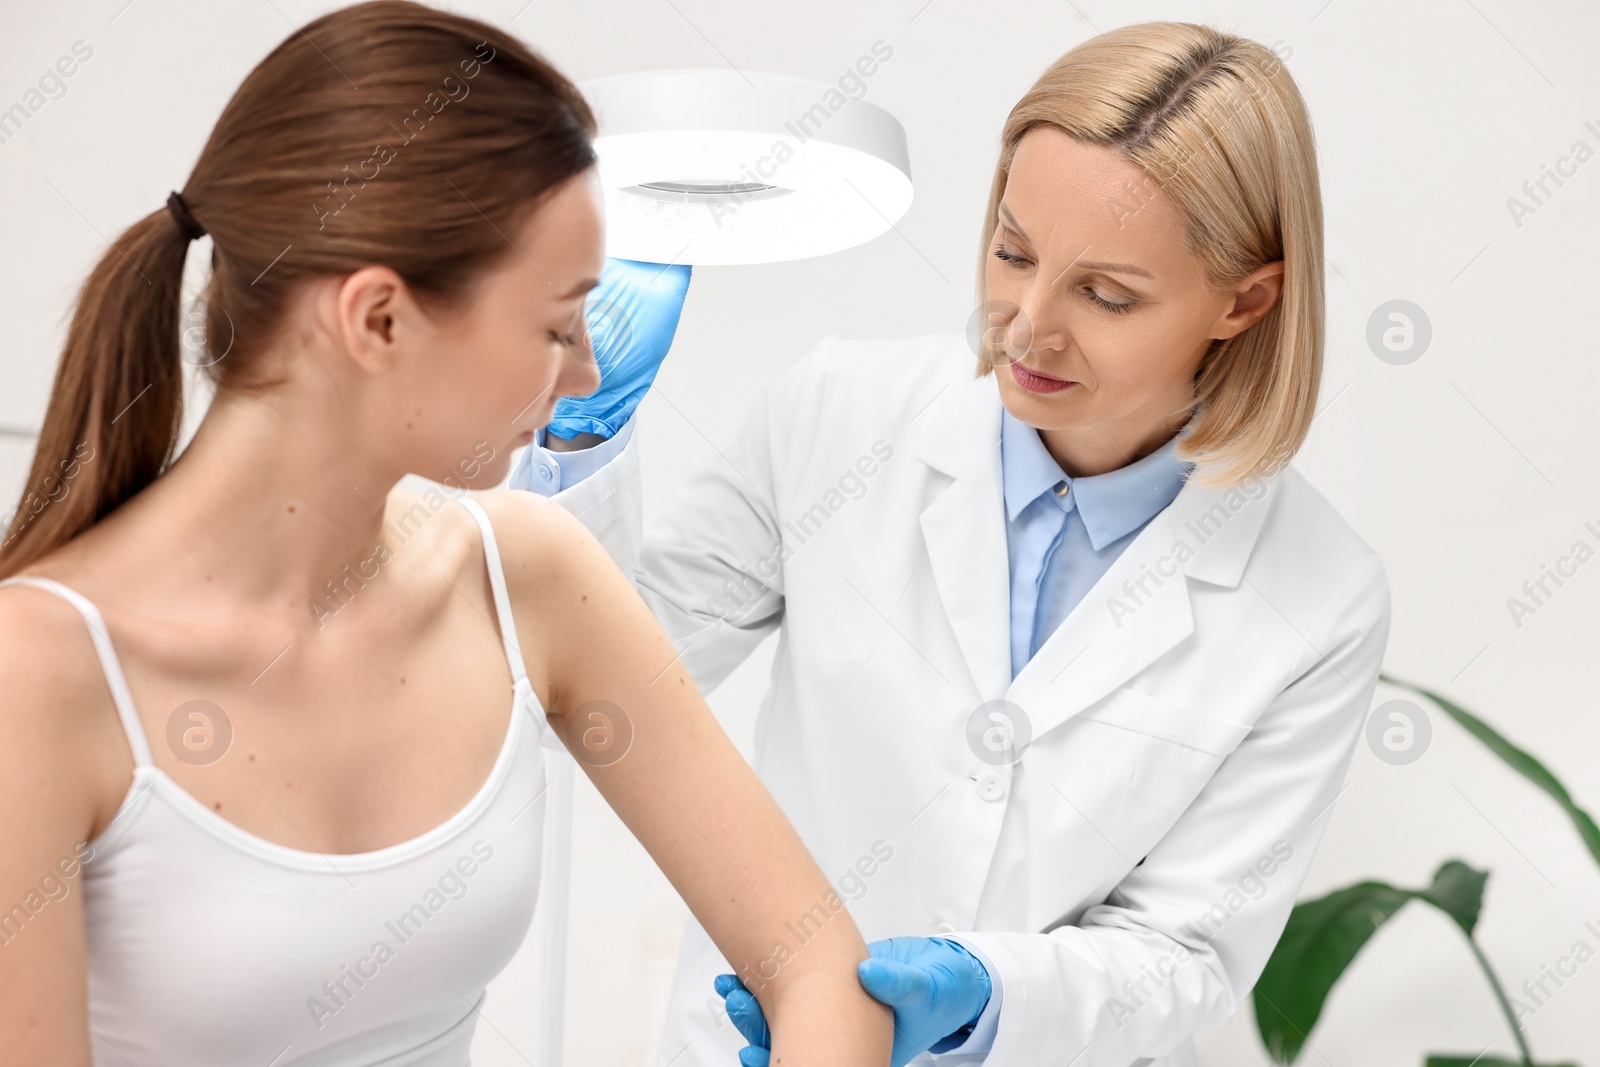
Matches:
[713,936,993,1067]
[712,973,772,1067]
[546,257,691,440]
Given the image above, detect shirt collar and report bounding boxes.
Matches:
[1000,407,1196,550]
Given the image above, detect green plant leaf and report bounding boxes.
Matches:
[1253,861,1491,1064]
[1416,859,1487,936]
[1254,881,1413,1062]
[1382,673,1600,870]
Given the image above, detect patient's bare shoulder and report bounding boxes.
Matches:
[0,580,126,861]
[464,490,631,703]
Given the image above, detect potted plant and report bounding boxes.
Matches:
[1251,675,1597,1067]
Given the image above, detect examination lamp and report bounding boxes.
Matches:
[579,67,914,265]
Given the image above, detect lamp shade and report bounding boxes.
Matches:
[579,68,913,266]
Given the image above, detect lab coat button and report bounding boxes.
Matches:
[935,921,957,934]
[975,771,1006,801]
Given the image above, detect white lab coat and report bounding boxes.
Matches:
[538,332,1391,1066]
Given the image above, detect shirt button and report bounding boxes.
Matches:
[975,771,1007,801]
[537,464,554,482]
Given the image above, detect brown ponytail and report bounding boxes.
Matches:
[0,210,190,576]
[0,0,596,578]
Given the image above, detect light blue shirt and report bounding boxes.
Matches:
[510,416,637,492]
[1000,408,1194,679]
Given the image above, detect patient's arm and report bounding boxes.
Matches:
[488,490,892,1066]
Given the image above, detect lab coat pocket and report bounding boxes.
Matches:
[1070,685,1252,810]
[1031,684,1254,879]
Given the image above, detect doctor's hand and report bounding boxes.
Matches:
[714,936,993,1067]
[546,256,691,442]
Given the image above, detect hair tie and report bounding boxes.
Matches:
[166,190,205,242]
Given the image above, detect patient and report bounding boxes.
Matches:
[0,2,890,1063]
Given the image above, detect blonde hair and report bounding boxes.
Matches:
[975,22,1322,488]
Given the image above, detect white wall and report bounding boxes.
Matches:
[3,1,1597,1064]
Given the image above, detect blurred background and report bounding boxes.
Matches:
[3,0,1597,1064]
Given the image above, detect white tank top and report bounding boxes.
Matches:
[0,496,551,1066]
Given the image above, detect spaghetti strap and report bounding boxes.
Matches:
[0,576,156,768]
[453,497,529,687]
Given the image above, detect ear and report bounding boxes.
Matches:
[1210,260,1286,341]
[334,265,414,374]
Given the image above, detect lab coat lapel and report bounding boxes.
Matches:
[911,370,1013,704]
[1007,506,1196,739]
[1008,463,1282,741]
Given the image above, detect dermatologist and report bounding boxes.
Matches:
[508,22,1391,1067]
